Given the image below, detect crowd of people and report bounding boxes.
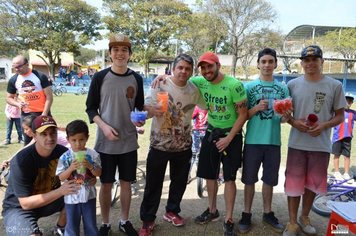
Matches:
[1,33,352,236]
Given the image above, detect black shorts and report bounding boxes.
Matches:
[332,137,352,157]
[241,144,281,186]
[197,131,242,181]
[99,150,138,183]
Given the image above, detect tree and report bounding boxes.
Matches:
[203,0,276,76]
[319,28,356,71]
[0,0,102,77]
[102,0,192,76]
[75,47,97,65]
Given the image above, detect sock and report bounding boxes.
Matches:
[120,219,128,225]
[101,222,111,227]
[57,224,65,229]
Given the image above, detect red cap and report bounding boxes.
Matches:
[197,52,220,67]
[32,115,57,133]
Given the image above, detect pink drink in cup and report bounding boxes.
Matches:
[157,91,169,112]
[74,151,86,174]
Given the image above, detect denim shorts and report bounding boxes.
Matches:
[242,144,281,186]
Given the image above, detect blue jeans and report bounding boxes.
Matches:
[6,118,22,142]
[65,198,99,236]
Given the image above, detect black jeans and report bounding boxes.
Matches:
[140,147,191,222]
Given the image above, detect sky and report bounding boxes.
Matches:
[84,0,356,50]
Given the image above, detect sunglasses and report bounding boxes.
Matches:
[13,63,27,69]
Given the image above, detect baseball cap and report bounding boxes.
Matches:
[300,45,323,59]
[108,33,131,48]
[345,93,354,101]
[32,115,57,133]
[197,52,220,67]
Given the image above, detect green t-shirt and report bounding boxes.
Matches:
[244,79,289,145]
[190,75,246,129]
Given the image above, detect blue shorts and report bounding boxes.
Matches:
[242,144,281,186]
[2,197,64,235]
[99,150,137,183]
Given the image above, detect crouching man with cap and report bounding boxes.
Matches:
[2,115,80,236]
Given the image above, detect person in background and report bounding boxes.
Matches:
[3,94,23,145]
[331,94,356,183]
[56,120,102,236]
[191,106,208,154]
[2,115,80,236]
[86,33,144,236]
[6,55,53,145]
[283,45,346,236]
[238,48,289,233]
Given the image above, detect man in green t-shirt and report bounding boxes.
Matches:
[237,48,289,234]
[191,52,247,236]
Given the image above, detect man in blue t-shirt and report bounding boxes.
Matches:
[238,48,289,234]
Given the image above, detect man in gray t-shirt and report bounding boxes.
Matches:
[86,33,144,236]
[283,45,346,236]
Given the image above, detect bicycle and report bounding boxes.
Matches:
[52,84,63,96]
[187,128,224,198]
[111,166,146,206]
[312,175,356,216]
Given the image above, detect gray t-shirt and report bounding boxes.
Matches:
[94,71,140,154]
[288,75,346,152]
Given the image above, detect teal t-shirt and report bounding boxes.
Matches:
[190,75,246,129]
[245,79,289,145]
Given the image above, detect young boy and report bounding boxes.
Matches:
[56,120,102,236]
[332,94,356,182]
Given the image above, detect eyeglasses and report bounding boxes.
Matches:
[12,63,27,69]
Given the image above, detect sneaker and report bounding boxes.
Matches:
[139,221,155,236]
[119,220,139,236]
[194,208,220,224]
[283,223,299,236]
[52,226,65,236]
[237,212,252,233]
[3,140,10,145]
[223,219,236,236]
[334,171,343,180]
[298,216,316,235]
[263,211,284,233]
[343,173,354,184]
[99,224,111,236]
[163,212,185,226]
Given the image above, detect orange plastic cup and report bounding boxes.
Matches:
[157,91,168,112]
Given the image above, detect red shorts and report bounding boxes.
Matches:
[285,148,330,196]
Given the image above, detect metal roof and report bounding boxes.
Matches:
[285,25,355,41]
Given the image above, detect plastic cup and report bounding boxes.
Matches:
[74,151,86,174]
[130,111,148,123]
[157,91,169,112]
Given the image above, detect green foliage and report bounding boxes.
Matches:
[321,28,356,60]
[102,0,192,75]
[0,0,102,76]
[75,47,97,65]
